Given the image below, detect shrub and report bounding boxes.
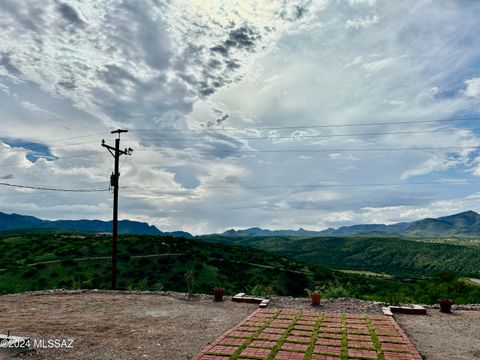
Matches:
[250,284,275,298]
[323,282,351,298]
[135,277,149,291]
[185,271,195,299]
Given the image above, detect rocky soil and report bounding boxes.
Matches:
[396,310,480,360]
[0,290,256,360]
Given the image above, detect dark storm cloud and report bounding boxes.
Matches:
[210,25,261,57]
[57,2,84,25]
[215,113,229,125]
[206,113,230,127]
[0,53,22,76]
[57,80,76,90]
[278,0,311,21]
[225,60,241,70]
[177,25,263,98]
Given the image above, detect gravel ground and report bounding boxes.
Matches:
[395,309,480,360]
[0,290,257,360]
[268,296,384,315]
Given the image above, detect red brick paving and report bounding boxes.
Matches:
[316,338,341,346]
[193,308,423,360]
[240,346,271,358]
[314,345,342,355]
[274,350,306,360]
[310,355,342,360]
[348,348,378,359]
[250,339,277,348]
[317,332,342,340]
[286,335,311,344]
[281,342,309,352]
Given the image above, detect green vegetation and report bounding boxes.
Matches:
[0,230,330,297]
[198,235,480,275]
[337,270,393,278]
[0,230,479,304]
[184,271,195,299]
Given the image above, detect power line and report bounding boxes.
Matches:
[120,179,480,191]
[135,145,480,154]
[0,191,81,197]
[2,139,111,154]
[132,126,480,143]
[129,116,480,133]
[1,178,477,196]
[0,182,109,192]
[0,151,105,169]
[43,131,111,142]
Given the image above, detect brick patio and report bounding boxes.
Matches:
[192,308,422,360]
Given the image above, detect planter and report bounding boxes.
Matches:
[439,299,453,313]
[213,288,225,302]
[310,293,321,306]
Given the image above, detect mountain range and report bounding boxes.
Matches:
[220,210,480,237]
[2,210,480,237]
[0,212,192,237]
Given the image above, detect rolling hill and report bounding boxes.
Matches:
[1,230,480,304]
[199,234,480,275]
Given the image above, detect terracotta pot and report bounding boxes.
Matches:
[439,299,453,313]
[214,288,225,301]
[310,293,321,306]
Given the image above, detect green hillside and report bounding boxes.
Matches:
[0,230,331,297]
[198,235,480,275]
[1,230,479,304]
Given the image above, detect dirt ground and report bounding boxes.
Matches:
[0,291,257,360]
[395,309,480,360]
[2,291,479,360]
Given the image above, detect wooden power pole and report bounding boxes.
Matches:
[102,129,133,290]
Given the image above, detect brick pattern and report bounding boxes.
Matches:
[192,309,423,360]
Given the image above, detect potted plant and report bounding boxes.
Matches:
[213,287,225,301]
[305,287,324,306]
[438,298,453,313]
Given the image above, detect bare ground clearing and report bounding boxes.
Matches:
[395,310,480,360]
[0,291,257,360]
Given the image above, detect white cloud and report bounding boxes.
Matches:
[464,77,480,98]
[346,15,379,29]
[349,0,376,6]
[1,0,480,233]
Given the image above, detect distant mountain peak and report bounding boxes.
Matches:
[218,210,480,237]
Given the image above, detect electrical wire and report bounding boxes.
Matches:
[129,116,480,133]
[130,127,480,142]
[0,182,109,192]
[120,179,480,191]
[135,145,480,154]
[0,151,106,169]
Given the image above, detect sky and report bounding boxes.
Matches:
[1,0,480,234]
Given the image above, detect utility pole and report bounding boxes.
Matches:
[102,129,133,290]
